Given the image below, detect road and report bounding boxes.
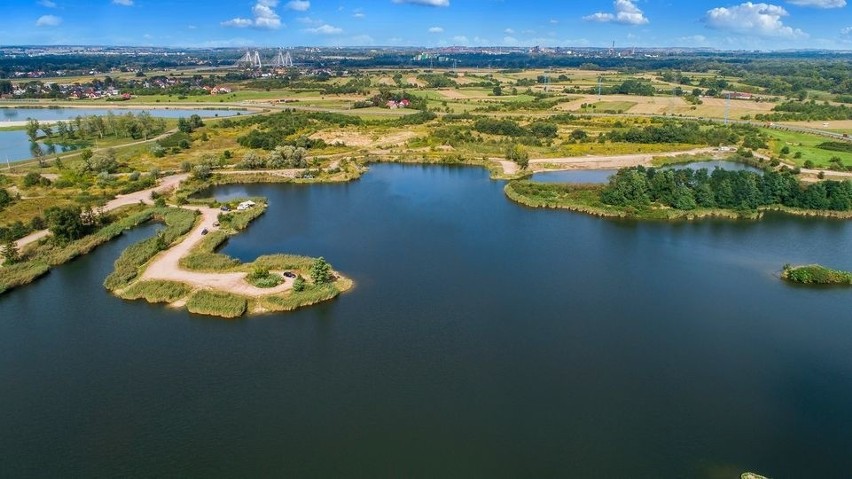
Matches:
[14,173,188,251]
[138,206,295,296]
[496,147,721,175]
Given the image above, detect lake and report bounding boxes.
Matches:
[2,164,852,478]
[0,106,244,163]
[0,106,243,123]
[532,160,764,184]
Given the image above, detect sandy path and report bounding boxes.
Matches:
[14,173,188,251]
[139,206,294,296]
[495,147,721,175]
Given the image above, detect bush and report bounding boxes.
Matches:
[246,265,283,288]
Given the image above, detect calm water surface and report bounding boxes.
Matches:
[0,106,242,122]
[2,164,852,478]
[0,107,244,162]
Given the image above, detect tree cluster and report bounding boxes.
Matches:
[605,121,746,146]
[602,166,852,212]
[237,146,308,170]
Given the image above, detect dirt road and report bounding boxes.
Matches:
[139,206,294,296]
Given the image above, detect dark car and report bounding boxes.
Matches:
[220,206,231,212]
[283,271,296,278]
[201,228,209,235]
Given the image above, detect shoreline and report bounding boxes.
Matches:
[504,180,852,221]
[108,202,353,318]
[3,156,850,308]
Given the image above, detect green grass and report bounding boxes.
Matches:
[764,129,852,168]
[103,207,198,291]
[119,280,193,303]
[581,101,638,113]
[2,205,162,294]
[186,290,248,318]
[782,264,852,285]
[258,282,343,312]
[0,261,50,294]
[178,230,239,271]
[246,267,283,288]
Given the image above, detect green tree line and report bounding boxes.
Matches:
[601,166,852,212]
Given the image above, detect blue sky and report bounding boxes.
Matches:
[2,0,852,50]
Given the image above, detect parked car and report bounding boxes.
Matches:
[220,205,231,212]
[283,271,296,278]
[201,228,209,235]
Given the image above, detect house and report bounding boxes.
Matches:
[728,92,753,100]
[237,200,257,211]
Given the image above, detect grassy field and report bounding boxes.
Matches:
[186,289,248,318]
[582,101,637,113]
[119,280,193,303]
[1,204,173,294]
[764,129,852,168]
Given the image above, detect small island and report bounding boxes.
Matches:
[782,264,852,286]
[103,199,352,318]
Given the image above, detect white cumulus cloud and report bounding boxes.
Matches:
[786,0,845,7]
[112,0,133,5]
[38,0,57,7]
[222,0,282,29]
[428,26,444,33]
[392,0,450,6]
[583,0,649,25]
[305,24,342,34]
[285,0,310,11]
[704,2,807,38]
[35,14,62,26]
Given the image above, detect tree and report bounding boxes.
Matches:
[492,85,503,96]
[80,148,93,165]
[505,144,529,170]
[45,206,87,242]
[177,117,190,133]
[23,172,49,188]
[191,164,212,180]
[570,129,588,141]
[25,119,40,143]
[238,151,266,170]
[601,169,651,207]
[0,188,11,209]
[310,257,333,284]
[1,239,19,265]
[88,148,118,173]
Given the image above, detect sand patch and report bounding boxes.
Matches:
[311,128,417,147]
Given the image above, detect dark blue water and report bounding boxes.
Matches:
[2,164,852,478]
[531,160,763,184]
